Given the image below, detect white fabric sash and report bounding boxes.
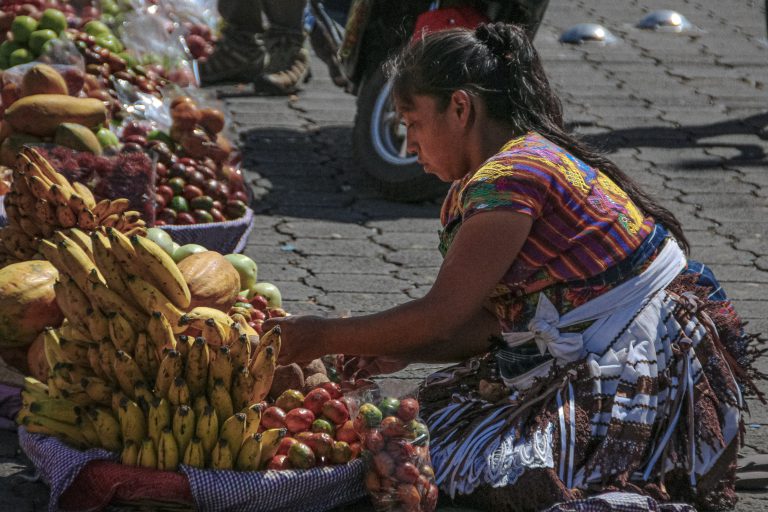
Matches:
[502,240,686,375]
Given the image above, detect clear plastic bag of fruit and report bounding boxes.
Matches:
[348,383,438,512]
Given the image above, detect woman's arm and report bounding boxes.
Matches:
[269,210,532,364]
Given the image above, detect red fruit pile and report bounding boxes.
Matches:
[357,397,437,512]
[260,383,362,470]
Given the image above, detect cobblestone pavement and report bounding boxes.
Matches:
[1,0,767,510]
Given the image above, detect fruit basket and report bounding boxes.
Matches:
[159,204,254,255]
[19,427,367,512]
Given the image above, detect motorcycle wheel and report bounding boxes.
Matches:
[353,66,448,203]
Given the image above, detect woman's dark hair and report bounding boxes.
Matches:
[387,22,689,254]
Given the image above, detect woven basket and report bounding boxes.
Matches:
[158,206,255,254]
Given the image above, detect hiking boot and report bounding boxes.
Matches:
[198,27,269,86]
[253,28,310,95]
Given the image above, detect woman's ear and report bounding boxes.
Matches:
[450,90,474,127]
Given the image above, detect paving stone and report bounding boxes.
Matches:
[278,220,376,239]
[307,274,411,294]
[384,250,445,269]
[289,238,387,258]
[298,256,399,275]
[316,292,410,314]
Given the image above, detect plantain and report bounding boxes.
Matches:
[182,437,205,468]
[157,427,180,471]
[121,440,139,465]
[138,438,157,469]
[258,427,287,469]
[124,275,187,333]
[131,235,190,309]
[219,412,246,462]
[118,397,146,445]
[172,405,195,456]
[235,432,262,471]
[113,350,144,398]
[85,406,122,452]
[147,397,172,446]
[208,378,234,425]
[155,350,183,400]
[211,439,233,470]
[107,312,137,353]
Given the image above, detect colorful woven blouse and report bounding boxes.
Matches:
[439,132,655,309]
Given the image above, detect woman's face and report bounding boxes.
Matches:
[397,93,469,182]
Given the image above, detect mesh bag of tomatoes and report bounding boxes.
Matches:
[355,396,438,512]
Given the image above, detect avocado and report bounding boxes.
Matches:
[53,123,103,155]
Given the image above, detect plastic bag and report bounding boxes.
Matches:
[1,60,86,98]
[349,384,438,512]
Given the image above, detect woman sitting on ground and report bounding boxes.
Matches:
[265,22,760,511]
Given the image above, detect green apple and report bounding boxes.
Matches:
[29,29,58,56]
[83,20,112,38]
[38,8,68,35]
[11,16,38,44]
[173,243,207,262]
[250,282,281,308]
[224,253,258,291]
[96,127,120,148]
[9,48,33,67]
[145,227,175,256]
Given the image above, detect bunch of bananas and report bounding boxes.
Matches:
[0,147,146,264]
[17,224,284,471]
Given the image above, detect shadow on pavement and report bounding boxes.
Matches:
[577,112,768,168]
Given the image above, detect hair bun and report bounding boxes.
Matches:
[475,23,512,58]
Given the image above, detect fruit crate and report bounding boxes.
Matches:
[19,427,367,512]
[158,205,254,255]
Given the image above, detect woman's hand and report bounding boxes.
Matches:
[263,315,328,366]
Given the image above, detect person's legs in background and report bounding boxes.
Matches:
[255,0,311,95]
[198,0,269,86]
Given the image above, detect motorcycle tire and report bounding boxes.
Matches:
[353,66,449,203]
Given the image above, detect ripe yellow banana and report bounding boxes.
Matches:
[58,338,89,363]
[196,405,219,459]
[133,380,155,410]
[118,397,147,445]
[208,346,233,395]
[176,334,192,360]
[43,327,70,368]
[172,405,195,456]
[108,312,137,354]
[53,231,105,292]
[148,397,172,446]
[131,235,190,309]
[91,231,132,299]
[98,341,118,385]
[39,238,67,273]
[85,406,122,452]
[183,437,205,468]
[113,350,144,398]
[63,228,94,261]
[81,376,113,405]
[258,427,287,469]
[60,320,92,344]
[147,311,177,355]
[54,278,92,336]
[84,307,110,342]
[209,378,234,423]
[168,377,191,408]
[228,333,251,371]
[235,432,262,471]
[185,337,209,398]
[89,280,148,326]
[121,440,139,465]
[138,438,157,469]
[155,350,183,400]
[231,365,254,412]
[157,427,180,471]
[79,413,102,446]
[29,398,81,424]
[23,377,49,399]
[254,326,281,361]
[230,314,259,339]
[71,182,96,209]
[111,390,128,418]
[249,345,277,404]
[219,412,246,462]
[211,439,233,470]
[134,332,160,384]
[87,343,107,381]
[201,318,229,347]
[124,275,187,333]
[242,403,263,439]
[22,147,74,192]
[193,395,210,423]
[180,307,232,333]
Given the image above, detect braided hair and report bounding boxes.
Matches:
[387,22,689,254]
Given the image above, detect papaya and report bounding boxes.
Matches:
[0,260,63,348]
[178,251,241,311]
[4,94,107,136]
[53,122,103,155]
[20,64,68,97]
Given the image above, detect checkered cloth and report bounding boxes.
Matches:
[543,492,696,512]
[19,427,367,512]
